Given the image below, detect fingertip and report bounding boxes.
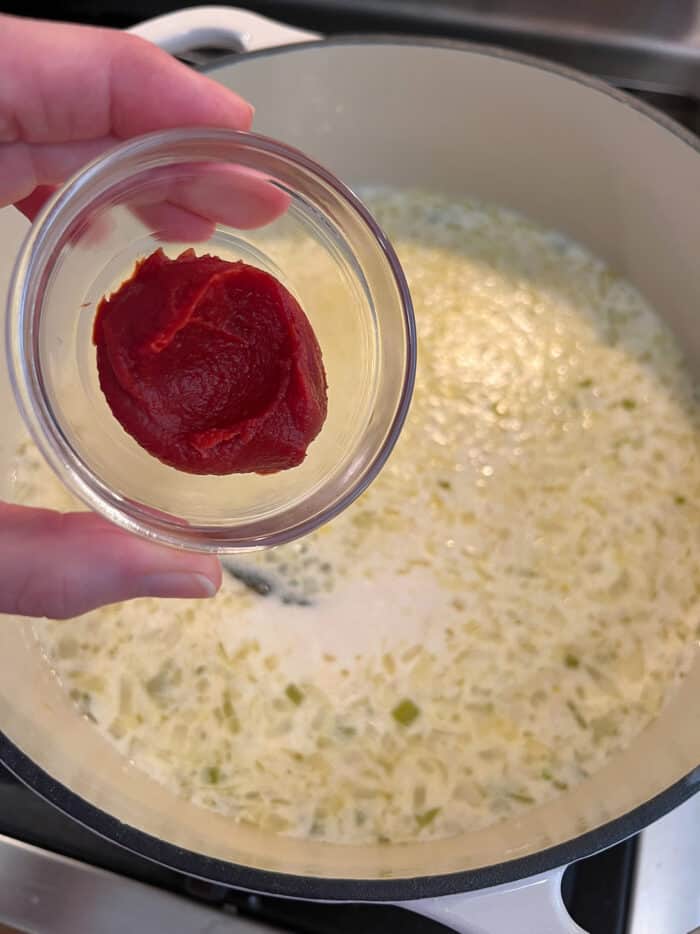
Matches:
[135,570,220,600]
[111,33,257,137]
[193,572,219,598]
[241,100,255,131]
[186,554,222,594]
[192,60,254,131]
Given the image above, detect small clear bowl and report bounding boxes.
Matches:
[6,128,415,552]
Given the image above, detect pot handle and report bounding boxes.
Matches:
[403,868,587,934]
[127,5,319,54]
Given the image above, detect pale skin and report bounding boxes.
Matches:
[0,14,268,619]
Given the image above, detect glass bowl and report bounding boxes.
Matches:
[6,128,415,552]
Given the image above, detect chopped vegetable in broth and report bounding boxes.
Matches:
[17,189,700,844]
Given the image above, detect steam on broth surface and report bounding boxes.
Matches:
[17,189,700,844]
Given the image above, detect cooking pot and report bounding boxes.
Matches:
[2,7,700,932]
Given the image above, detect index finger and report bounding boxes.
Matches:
[0,14,253,145]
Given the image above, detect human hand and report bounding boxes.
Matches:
[0,14,271,617]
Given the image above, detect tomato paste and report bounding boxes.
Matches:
[93,249,327,475]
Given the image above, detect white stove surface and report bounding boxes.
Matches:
[628,790,700,934]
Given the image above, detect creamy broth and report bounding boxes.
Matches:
[18,189,700,844]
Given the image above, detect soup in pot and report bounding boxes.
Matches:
[15,189,700,844]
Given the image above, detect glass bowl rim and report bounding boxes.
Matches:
[6,127,416,552]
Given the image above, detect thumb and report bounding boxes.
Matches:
[0,503,221,619]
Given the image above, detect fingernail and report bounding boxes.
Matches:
[139,572,218,600]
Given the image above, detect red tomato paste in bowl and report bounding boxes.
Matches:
[93,249,327,476]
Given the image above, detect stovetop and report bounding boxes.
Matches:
[2,4,700,932]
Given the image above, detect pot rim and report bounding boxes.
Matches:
[1,730,698,900]
[3,33,700,901]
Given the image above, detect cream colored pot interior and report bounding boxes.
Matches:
[1,42,700,881]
